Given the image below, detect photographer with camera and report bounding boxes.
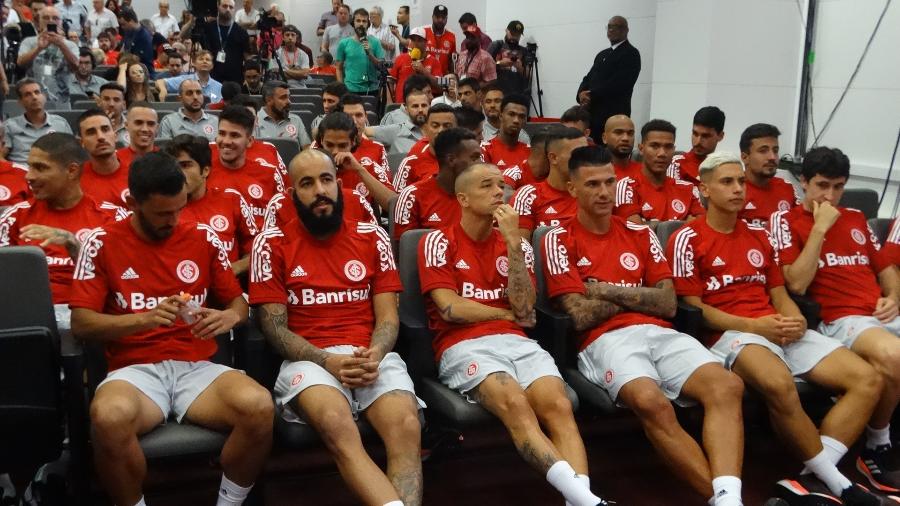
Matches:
[335,8,384,97]
[271,25,310,88]
[488,20,531,97]
[388,26,440,103]
[17,5,79,110]
[456,25,495,85]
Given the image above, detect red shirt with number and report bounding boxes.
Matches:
[249,217,402,349]
[884,219,900,266]
[393,140,438,192]
[0,196,123,304]
[181,187,258,262]
[423,27,457,75]
[543,217,673,350]
[667,151,704,186]
[482,137,530,188]
[0,161,30,207]
[69,219,243,370]
[667,216,784,345]
[392,175,460,240]
[418,223,535,360]
[208,147,288,228]
[740,177,801,229]
[771,206,890,324]
[390,52,442,103]
[511,181,577,233]
[614,170,705,221]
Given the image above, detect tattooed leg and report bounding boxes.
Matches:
[366,390,424,506]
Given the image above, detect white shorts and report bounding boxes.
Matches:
[438,333,563,396]
[818,315,900,348]
[274,345,424,424]
[98,360,234,423]
[54,304,72,342]
[711,329,843,376]
[577,324,718,407]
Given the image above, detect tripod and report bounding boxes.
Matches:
[523,43,544,117]
[258,27,286,82]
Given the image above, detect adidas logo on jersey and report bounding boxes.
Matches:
[290,265,308,278]
[712,257,726,267]
[744,201,756,210]
[427,213,441,222]
[120,267,139,280]
[545,206,558,214]
[642,202,653,212]
[576,257,592,267]
[455,259,470,269]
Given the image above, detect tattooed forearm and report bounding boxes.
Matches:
[370,319,399,358]
[559,293,622,332]
[257,303,329,366]
[438,303,469,324]
[506,239,536,321]
[585,279,677,319]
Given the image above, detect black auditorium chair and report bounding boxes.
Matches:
[869,217,893,244]
[524,122,559,138]
[839,188,879,219]
[387,152,406,180]
[149,102,181,112]
[297,110,316,138]
[72,100,98,110]
[260,137,301,165]
[384,103,401,115]
[48,110,87,133]
[0,247,68,494]
[395,229,579,430]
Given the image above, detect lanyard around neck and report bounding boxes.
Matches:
[217,23,234,50]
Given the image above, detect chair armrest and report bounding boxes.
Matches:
[674,300,702,339]
[233,318,278,390]
[790,294,821,329]
[534,302,574,367]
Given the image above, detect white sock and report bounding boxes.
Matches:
[546,461,601,506]
[867,424,891,450]
[803,449,852,496]
[821,435,849,464]
[216,475,253,506]
[712,475,743,506]
[566,475,591,506]
[383,502,404,506]
[134,497,147,506]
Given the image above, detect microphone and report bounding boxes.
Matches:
[409,47,422,60]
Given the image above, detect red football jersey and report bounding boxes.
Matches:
[0,160,30,207]
[511,181,577,232]
[389,52,443,103]
[69,219,243,370]
[207,148,288,228]
[393,141,438,192]
[313,137,393,202]
[771,206,890,323]
[392,176,460,240]
[418,223,535,360]
[613,159,643,182]
[667,150,704,185]
[423,27,457,75]
[501,160,542,190]
[884,218,900,266]
[261,189,378,232]
[249,218,402,349]
[667,216,784,346]
[482,137,531,178]
[180,187,258,261]
[740,177,801,229]
[614,170,705,221]
[543,217,673,350]
[0,196,123,304]
[81,156,131,207]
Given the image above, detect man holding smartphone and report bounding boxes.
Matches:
[17,5,80,110]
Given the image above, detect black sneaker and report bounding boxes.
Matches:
[858,445,900,493]
[840,483,882,506]
[775,478,842,505]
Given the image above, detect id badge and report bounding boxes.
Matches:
[216,51,226,63]
[43,65,53,76]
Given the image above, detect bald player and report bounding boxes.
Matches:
[419,162,611,506]
[602,115,642,180]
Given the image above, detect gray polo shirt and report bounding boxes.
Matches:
[18,36,80,110]
[114,119,128,146]
[369,121,423,155]
[379,106,408,126]
[158,108,219,141]
[4,113,73,163]
[323,23,354,53]
[256,108,312,147]
[66,73,107,97]
[483,120,531,145]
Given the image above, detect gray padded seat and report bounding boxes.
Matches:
[48,109,86,133]
[839,188,879,219]
[397,229,578,428]
[259,137,301,165]
[387,152,406,179]
[869,217,892,244]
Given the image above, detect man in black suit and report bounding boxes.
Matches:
[577,16,641,144]
[202,0,250,84]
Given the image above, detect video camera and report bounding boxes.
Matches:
[256,8,279,32]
